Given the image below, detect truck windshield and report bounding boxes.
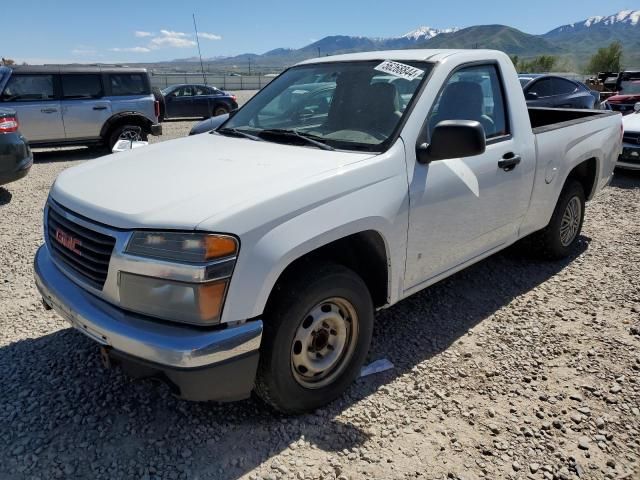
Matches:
[620,81,640,95]
[221,60,432,152]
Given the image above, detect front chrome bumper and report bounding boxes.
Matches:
[34,245,262,370]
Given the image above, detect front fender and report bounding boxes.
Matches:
[214,143,410,323]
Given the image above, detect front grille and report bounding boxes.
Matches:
[610,103,634,114]
[623,131,640,144]
[47,206,116,290]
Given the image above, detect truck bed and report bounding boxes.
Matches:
[528,107,619,134]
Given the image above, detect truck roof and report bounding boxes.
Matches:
[296,49,507,66]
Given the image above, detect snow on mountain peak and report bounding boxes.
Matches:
[402,26,459,41]
[583,9,639,27]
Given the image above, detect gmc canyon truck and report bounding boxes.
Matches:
[35,50,622,413]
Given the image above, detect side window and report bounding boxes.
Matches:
[61,74,103,99]
[527,78,552,98]
[0,74,55,102]
[193,86,212,96]
[553,78,578,96]
[428,64,508,140]
[109,73,147,96]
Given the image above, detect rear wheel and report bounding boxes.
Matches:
[255,263,374,414]
[213,105,229,117]
[528,179,585,259]
[108,124,148,150]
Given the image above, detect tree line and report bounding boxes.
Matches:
[511,41,623,74]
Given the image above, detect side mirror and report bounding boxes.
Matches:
[634,102,640,113]
[416,120,486,164]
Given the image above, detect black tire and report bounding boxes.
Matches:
[108,124,148,150]
[528,179,585,260]
[255,263,374,414]
[213,104,229,117]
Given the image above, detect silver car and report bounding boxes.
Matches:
[0,66,162,149]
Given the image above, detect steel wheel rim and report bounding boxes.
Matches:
[291,297,359,389]
[119,129,142,141]
[560,196,581,247]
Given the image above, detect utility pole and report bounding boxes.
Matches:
[248,56,252,75]
[192,13,207,84]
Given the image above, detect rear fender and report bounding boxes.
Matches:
[100,112,153,139]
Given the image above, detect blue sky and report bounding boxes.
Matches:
[4,0,637,63]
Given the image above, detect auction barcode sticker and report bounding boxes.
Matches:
[374,60,424,81]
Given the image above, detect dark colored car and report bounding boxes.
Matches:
[161,84,238,119]
[519,74,600,109]
[0,108,32,186]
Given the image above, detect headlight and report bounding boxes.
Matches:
[121,232,238,325]
[119,273,228,325]
[126,232,237,263]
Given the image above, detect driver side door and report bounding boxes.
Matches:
[405,63,533,290]
[166,86,193,118]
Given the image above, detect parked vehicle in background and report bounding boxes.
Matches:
[619,102,640,170]
[0,66,162,149]
[160,84,238,119]
[0,108,32,186]
[519,74,600,109]
[189,113,229,135]
[35,50,621,413]
[606,80,640,115]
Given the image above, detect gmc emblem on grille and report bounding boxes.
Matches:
[55,229,82,255]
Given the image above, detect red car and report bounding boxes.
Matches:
[606,77,640,115]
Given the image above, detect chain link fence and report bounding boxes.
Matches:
[150,72,275,90]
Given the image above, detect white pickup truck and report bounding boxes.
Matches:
[35,50,622,413]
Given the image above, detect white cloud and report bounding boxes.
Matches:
[135,31,154,38]
[159,29,189,38]
[109,47,151,53]
[149,30,197,48]
[198,32,222,40]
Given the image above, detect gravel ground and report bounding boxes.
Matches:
[0,106,638,480]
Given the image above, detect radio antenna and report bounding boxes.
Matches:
[192,13,207,85]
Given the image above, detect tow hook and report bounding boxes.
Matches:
[99,347,112,369]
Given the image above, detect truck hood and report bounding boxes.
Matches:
[51,133,373,230]
[623,112,640,132]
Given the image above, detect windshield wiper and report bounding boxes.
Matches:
[258,129,335,151]
[216,127,263,142]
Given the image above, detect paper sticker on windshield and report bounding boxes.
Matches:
[374,60,424,81]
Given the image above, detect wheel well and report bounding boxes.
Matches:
[101,114,152,140]
[566,158,597,199]
[267,231,389,311]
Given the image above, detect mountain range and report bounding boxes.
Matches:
[169,10,640,71]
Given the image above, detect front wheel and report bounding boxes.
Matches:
[528,179,586,259]
[255,264,374,414]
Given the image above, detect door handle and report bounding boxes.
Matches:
[92,106,107,110]
[40,108,57,113]
[498,153,521,171]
